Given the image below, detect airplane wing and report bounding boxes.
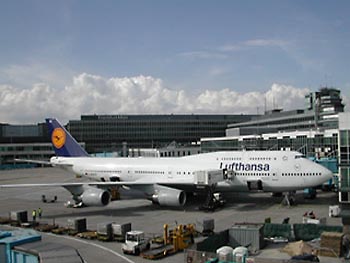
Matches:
[0,170,227,207]
[0,181,152,188]
[0,180,189,207]
[0,181,189,188]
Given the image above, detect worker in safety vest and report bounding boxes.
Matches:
[38,208,42,219]
[32,209,37,222]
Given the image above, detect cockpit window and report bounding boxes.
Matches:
[295,154,306,159]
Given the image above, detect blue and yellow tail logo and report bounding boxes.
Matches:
[52,128,66,149]
[46,118,88,157]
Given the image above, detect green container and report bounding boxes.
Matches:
[263,223,292,240]
[293,224,342,241]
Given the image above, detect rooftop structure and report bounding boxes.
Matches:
[227,87,344,137]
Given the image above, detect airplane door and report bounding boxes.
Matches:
[167,167,173,179]
[127,168,134,181]
[294,162,305,187]
[271,167,279,182]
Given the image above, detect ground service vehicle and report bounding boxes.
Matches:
[122,231,150,255]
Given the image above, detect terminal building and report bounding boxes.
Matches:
[67,114,255,155]
[0,114,255,166]
[201,87,344,159]
[0,123,52,168]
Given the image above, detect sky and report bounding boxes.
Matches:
[0,0,349,124]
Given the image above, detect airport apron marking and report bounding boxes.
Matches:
[46,232,136,263]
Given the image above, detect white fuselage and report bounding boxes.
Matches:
[50,151,333,192]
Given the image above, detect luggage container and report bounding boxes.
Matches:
[67,218,87,233]
[112,222,131,241]
[97,222,113,241]
[10,211,28,223]
[202,218,214,235]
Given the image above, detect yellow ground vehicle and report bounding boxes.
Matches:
[141,223,196,259]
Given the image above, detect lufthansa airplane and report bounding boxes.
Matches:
[1,118,333,207]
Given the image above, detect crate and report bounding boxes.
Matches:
[229,224,265,250]
[202,218,215,235]
[67,218,87,233]
[97,222,113,240]
[319,232,343,257]
[10,211,28,223]
[112,222,131,241]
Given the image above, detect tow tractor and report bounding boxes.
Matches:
[121,230,150,255]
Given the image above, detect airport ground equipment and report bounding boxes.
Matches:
[200,218,215,236]
[194,169,231,187]
[77,231,97,240]
[141,223,196,259]
[97,222,113,241]
[194,169,230,211]
[112,222,131,242]
[122,230,151,255]
[303,188,317,199]
[41,194,57,203]
[10,210,28,224]
[329,205,341,217]
[34,223,58,232]
[200,190,226,211]
[67,218,87,233]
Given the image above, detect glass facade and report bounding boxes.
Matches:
[339,121,350,202]
[340,131,350,166]
[227,87,344,134]
[68,114,255,154]
[0,122,53,168]
[0,143,53,167]
[202,130,338,158]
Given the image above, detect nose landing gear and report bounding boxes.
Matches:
[281,191,296,206]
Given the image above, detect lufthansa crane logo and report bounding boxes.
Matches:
[52,128,66,149]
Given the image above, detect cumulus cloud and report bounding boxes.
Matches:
[0,73,311,124]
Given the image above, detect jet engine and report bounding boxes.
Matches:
[80,187,111,206]
[152,188,186,207]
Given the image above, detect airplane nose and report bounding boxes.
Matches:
[322,166,333,181]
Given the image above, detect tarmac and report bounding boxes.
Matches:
[0,167,345,263]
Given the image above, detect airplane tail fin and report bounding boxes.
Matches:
[46,118,89,157]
